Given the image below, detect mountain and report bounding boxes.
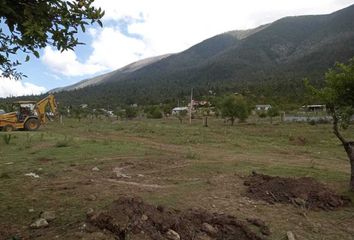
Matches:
[51,54,172,92]
[52,4,354,106]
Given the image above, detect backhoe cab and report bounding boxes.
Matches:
[0,94,58,131]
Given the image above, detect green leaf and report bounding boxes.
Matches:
[25,55,30,62]
[33,51,40,58]
[80,24,86,32]
[97,20,103,27]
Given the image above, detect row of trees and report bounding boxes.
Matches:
[58,94,281,126]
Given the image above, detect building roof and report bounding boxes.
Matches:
[172,107,188,111]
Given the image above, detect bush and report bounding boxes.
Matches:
[146,106,163,119]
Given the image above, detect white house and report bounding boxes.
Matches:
[172,107,189,115]
[301,105,326,112]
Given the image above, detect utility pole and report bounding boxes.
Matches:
[189,88,193,124]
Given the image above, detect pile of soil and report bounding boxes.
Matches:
[87,197,269,240]
[244,172,351,210]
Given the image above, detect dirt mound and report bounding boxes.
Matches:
[87,197,268,240]
[244,172,351,210]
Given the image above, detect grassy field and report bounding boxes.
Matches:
[0,117,353,239]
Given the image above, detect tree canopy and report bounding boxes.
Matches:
[0,0,104,78]
[219,94,249,125]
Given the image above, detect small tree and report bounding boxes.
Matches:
[267,106,279,124]
[306,58,354,191]
[220,95,249,125]
[145,106,163,119]
[125,106,138,120]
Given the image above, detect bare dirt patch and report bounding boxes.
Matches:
[87,197,268,240]
[0,224,28,240]
[244,172,351,210]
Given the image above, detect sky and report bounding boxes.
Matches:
[0,0,353,98]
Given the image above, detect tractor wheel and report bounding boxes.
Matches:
[25,118,40,131]
[2,125,14,132]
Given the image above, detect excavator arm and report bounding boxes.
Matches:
[35,94,58,124]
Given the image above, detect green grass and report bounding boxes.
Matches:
[0,117,353,239]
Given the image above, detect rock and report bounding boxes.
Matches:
[81,222,99,233]
[30,218,49,228]
[87,194,97,201]
[86,208,95,217]
[137,174,144,177]
[165,229,180,240]
[195,233,213,240]
[92,167,100,171]
[25,172,40,178]
[28,208,35,213]
[141,214,148,221]
[287,231,296,240]
[201,223,218,236]
[293,198,306,207]
[40,211,56,221]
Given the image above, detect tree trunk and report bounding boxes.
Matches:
[346,143,354,191]
[230,117,235,126]
[203,116,208,127]
[332,110,354,191]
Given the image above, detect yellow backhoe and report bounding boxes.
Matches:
[0,94,58,131]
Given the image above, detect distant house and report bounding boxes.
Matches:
[255,105,272,111]
[172,107,189,115]
[80,104,88,109]
[187,100,210,109]
[302,105,326,112]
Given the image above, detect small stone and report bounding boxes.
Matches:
[25,172,40,178]
[28,208,35,213]
[141,214,148,221]
[92,167,100,171]
[201,223,218,236]
[137,174,144,177]
[86,208,95,217]
[287,231,296,240]
[87,194,97,201]
[211,204,216,208]
[30,218,49,228]
[40,211,56,221]
[293,198,306,207]
[195,233,213,240]
[165,229,180,240]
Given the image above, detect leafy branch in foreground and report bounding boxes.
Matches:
[0,0,104,79]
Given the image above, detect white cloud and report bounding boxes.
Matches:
[41,0,353,77]
[88,27,151,70]
[94,0,354,55]
[42,47,107,77]
[0,76,46,98]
